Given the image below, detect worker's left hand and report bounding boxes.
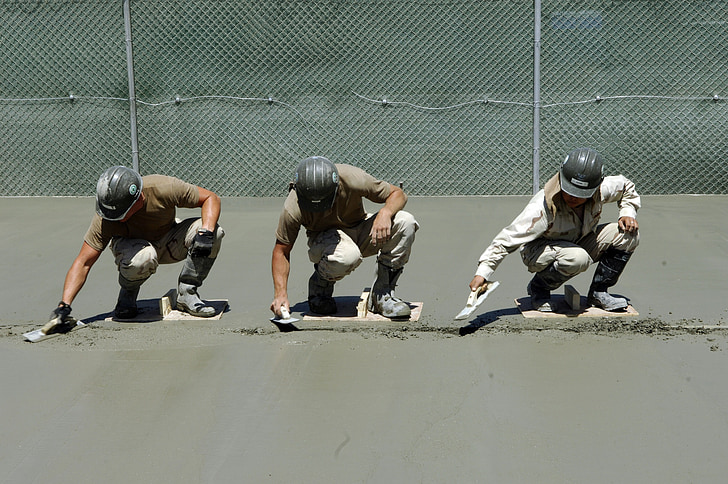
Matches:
[618,216,638,233]
[190,229,215,257]
[369,212,393,246]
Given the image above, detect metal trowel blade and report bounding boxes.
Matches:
[270,307,300,324]
[454,281,500,320]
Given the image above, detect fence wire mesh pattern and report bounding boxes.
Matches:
[1,0,726,196]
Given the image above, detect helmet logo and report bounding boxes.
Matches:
[129,184,138,196]
[570,177,589,187]
[332,172,338,184]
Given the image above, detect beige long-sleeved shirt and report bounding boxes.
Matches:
[475,173,640,281]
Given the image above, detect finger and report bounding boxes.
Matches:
[469,276,484,291]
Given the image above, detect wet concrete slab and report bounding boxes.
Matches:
[2,195,728,483]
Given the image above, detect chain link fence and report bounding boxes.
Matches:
[1,0,726,196]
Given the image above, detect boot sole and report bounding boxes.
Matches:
[177,302,216,318]
[588,298,628,312]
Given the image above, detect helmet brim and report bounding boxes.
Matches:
[95,182,142,221]
[95,196,137,221]
[559,173,599,199]
[296,189,336,213]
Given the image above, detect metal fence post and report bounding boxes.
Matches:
[123,0,140,173]
[532,0,542,195]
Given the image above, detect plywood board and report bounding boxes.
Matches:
[106,293,228,322]
[516,295,638,318]
[302,295,422,322]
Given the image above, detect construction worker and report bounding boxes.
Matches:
[271,156,419,319]
[469,147,640,312]
[50,166,224,324]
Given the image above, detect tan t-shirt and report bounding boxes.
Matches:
[275,164,392,246]
[84,175,200,251]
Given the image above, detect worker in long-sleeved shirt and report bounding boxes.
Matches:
[469,147,640,312]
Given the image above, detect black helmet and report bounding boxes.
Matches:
[559,148,604,198]
[294,156,339,213]
[95,166,143,221]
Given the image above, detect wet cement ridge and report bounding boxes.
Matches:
[237,317,728,337]
[4,318,726,346]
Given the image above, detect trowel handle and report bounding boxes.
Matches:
[466,289,479,307]
[281,306,291,319]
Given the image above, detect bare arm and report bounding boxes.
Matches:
[60,242,102,306]
[270,240,294,316]
[370,184,408,246]
[196,187,221,231]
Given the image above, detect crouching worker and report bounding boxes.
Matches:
[271,156,419,319]
[469,148,640,312]
[50,166,224,323]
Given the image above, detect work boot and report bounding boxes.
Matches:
[368,263,411,319]
[114,274,145,319]
[177,255,217,317]
[308,266,337,315]
[588,248,633,311]
[527,264,573,312]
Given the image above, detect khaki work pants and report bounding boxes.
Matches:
[307,211,419,281]
[110,218,224,282]
[520,222,639,276]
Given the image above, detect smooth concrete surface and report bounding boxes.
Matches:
[1,195,728,483]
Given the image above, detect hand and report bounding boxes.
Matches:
[369,211,393,246]
[270,298,290,317]
[50,301,72,322]
[190,229,215,257]
[618,216,638,233]
[469,275,486,292]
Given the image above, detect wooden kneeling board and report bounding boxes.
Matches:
[516,285,638,318]
[302,288,422,322]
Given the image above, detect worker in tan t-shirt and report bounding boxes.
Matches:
[49,166,225,325]
[271,156,419,319]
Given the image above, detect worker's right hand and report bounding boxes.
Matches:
[469,275,486,292]
[270,297,290,317]
[190,229,215,257]
[50,301,72,321]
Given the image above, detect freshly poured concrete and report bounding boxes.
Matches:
[1,196,727,483]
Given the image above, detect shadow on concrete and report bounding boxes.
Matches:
[459,307,521,336]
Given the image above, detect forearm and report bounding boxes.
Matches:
[60,243,101,306]
[200,194,221,232]
[60,262,91,305]
[370,187,407,244]
[272,267,289,299]
[272,246,291,299]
